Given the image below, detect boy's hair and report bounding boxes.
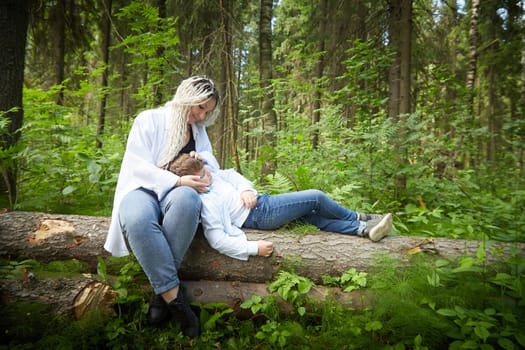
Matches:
[169,153,205,176]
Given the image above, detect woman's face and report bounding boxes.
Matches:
[188,98,217,124]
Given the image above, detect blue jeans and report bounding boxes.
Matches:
[118,187,201,295]
[243,189,362,235]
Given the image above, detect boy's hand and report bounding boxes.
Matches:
[257,240,274,257]
[240,190,257,208]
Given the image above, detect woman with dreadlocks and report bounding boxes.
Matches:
[104,76,221,338]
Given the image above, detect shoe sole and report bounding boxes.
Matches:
[369,213,392,242]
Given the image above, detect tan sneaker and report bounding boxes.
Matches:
[358,212,384,221]
[363,213,392,242]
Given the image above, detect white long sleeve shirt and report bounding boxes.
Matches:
[200,169,259,261]
[104,106,219,256]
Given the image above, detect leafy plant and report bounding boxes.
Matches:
[255,320,292,348]
[437,306,525,350]
[269,271,314,317]
[198,302,234,331]
[322,268,368,292]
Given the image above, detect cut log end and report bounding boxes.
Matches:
[72,280,117,319]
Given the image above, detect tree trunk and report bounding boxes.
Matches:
[220,0,241,172]
[0,276,117,319]
[521,35,525,179]
[0,277,364,320]
[387,0,412,203]
[153,0,166,106]
[465,0,480,110]
[53,0,66,105]
[96,0,112,149]
[463,0,481,169]
[311,0,327,150]
[398,0,411,117]
[1,211,523,285]
[0,0,30,208]
[259,0,277,178]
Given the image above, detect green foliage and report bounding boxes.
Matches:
[3,248,524,349]
[198,303,234,332]
[0,259,88,280]
[322,268,368,293]
[366,248,525,349]
[16,87,124,215]
[113,1,181,109]
[0,259,40,279]
[269,271,314,317]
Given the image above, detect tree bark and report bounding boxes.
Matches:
[311,0,327,150]
[0,0,30,208]
[219,0,241,172]
[1,211,523,285]
[465,0,480,110]
[387,0,412,203]
[259,0,277,178]
[96,0,112,149]
[0,276,116,319]
[53,0,66,105]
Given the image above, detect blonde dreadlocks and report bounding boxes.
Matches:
[159,76,220,168]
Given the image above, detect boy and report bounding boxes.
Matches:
[169,154,392,260]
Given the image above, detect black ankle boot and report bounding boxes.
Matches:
[167,287,200,338]
[147,293,170,326]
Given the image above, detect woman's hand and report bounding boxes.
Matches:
[257,240,274,257]
[240,190,257,208]
[188,151,202,160]
[178,175,210,193]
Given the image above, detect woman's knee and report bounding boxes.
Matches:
[163,186,202,213]
[119,189,159,232]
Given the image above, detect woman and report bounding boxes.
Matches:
[170,154,393,261]
[104,76,221,338]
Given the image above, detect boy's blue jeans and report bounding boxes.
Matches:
[118,187,201,295]
[243,189,361,234]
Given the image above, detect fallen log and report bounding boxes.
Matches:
[1,211,523,284]
[0,277,364,319]
[0,275,116,318]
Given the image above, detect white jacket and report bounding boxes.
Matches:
[200,169,258,260]
[104,106,219,256]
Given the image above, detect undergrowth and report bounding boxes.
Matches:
[2,245,524,349]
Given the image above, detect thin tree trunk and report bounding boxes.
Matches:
[96,0,112,149]
[387,0,401,120]
[259,0,277,178]
[520,36,525,179]
[438,0,458,177]
[398,0,412,200]
[220,0,241,172]
[486,4,502,169]
[344,0,368,128]
[311,0,327,150]
[465,0,480,110]
[463,0,481,168]
[398,0,411,117]
[154,0,166,106]
[53,0,66,105]
[487,63,496,165]
[387,0,412,202]
[0,0,30,208]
